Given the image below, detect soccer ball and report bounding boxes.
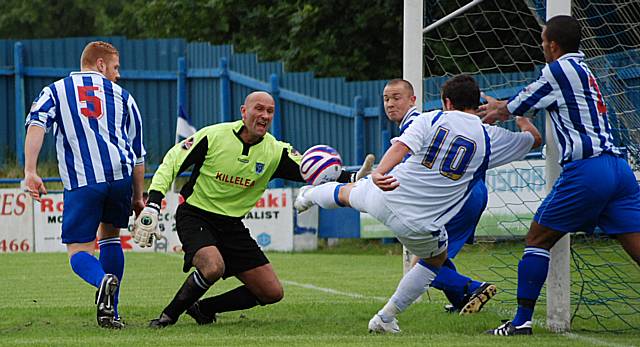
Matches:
[300,145,343,185]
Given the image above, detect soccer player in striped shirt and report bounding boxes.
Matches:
[23,41,146,329]
[384,79,497,315]
[481,15,640,336]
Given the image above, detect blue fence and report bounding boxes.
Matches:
[1,37,638,174]
[0,37,392,169]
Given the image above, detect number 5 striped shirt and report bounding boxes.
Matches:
[26,71,145,190]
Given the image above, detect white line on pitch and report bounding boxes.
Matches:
[564,333,636,347]
[166,253,385,301]
[282,279,387,302]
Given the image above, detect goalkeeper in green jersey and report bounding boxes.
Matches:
[133,91,374,328]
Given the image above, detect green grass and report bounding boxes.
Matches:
[1,243,638,346]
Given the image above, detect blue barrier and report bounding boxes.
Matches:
[4,38,637,171]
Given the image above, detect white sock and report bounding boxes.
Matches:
[378,263,438,322]
[306,182,343,209]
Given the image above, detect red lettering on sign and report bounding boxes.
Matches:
[40,197,54,212]
[1,193,13,215]
[268,193,279,207]
[120,235,133,249]
[14,193,27,215]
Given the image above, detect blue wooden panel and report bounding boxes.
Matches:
[189,78,221,127]
[2,36,637,172]
[318,208,360,238]
[0,76,14,165]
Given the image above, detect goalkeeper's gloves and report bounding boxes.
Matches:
[351,154,376,182]
[131,202,162,248]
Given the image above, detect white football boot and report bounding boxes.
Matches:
[368,314,401,334]
[294,185,315,213]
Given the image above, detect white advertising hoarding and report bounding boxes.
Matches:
[245,188,294,251]
[0,189,34,253]
[6,187,304,253]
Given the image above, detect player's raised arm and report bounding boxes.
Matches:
[371,141,409,191]
[147,130,209,201]
[478,93,510,124]
[483,117,541,170]
[515,116,542,148]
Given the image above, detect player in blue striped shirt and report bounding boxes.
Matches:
[23,41,146,329]
[481,15,640,336]
[383,79,497,315]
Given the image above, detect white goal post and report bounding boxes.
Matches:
[402,0,572,331]
[544,0,571,333]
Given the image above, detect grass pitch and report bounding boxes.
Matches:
[1,242,638,347]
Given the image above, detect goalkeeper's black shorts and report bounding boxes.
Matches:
[175,203,269,277]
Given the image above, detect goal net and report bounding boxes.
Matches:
[416,0,640,332]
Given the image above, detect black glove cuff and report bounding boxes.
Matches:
[336,170,352,183]
[146,190,164,212]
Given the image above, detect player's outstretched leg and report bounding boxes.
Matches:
[149,270,213,328]
[95,274,120,329]
[294,182,346,213]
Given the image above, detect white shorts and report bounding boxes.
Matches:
[348,177,447,258]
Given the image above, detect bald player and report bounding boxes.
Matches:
[135,91,373,328]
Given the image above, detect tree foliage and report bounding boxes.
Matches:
[0,0,543,80]
[0,0,402,80]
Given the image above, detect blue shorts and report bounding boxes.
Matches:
[62,177,132,244]
[534,154,640,235]
[445,181,488,258]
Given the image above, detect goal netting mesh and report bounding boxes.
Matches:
[421,0,640,332]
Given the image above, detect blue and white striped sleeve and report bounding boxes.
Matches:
[25,87,56,132]
[127,95,146,165]
[507,67,557,115]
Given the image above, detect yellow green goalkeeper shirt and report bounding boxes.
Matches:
[148,120,303,217]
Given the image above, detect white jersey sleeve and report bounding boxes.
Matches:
[484,124,534,169]
[391,111,440,154]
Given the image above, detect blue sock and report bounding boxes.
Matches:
[70,251,105,288]
[99,237,124,318]
[429,258,482,308]
[512,247,550,326]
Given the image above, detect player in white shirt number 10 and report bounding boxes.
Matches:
[295,74,541,333]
